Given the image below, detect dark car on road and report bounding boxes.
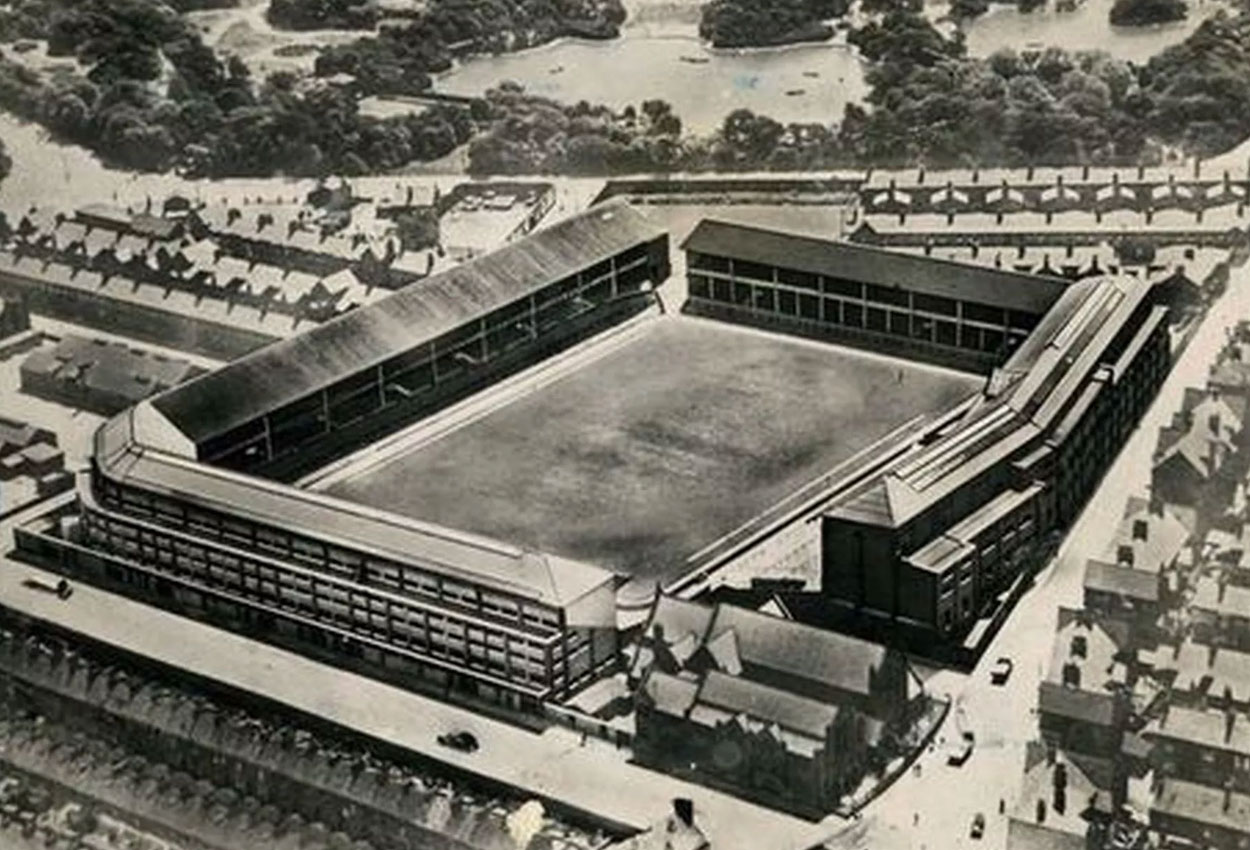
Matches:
[437,731,479,753]
[990,657,1014,685]
[970,813,985,839]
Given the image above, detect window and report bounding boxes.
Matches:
[688,274,711,300]
[866,284,910,308]
[777,267,819,290]
[778,289,797,316]
[959,325,982,350]
[799,293,819,320]
[753,286,776,312]
[889,311,910,336]
[843,302,863,327]
[823,276,862,298]
[866,307,887,332]
[935,320,957,347]
[733,282,752,306]
[911,314,934,341]
[983,328,1005,353]
[689,252,730,273]
[963,302,1006,326]
[734,259,773,282]
[915,293,957,316]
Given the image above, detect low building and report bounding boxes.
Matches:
[1149,777,1250,850]
[1152,388,1246,515]
[1152,641,1250,713]
[1144,704,1250,794]
[1082,559,1162,638]
[0,417,55,460]
[20,335,205,416]
[1007,741,1114,850]
[632,597,923,817]
[1081,496,1191,638]
[1190,576,1250,651]
[634,596,922,726]
[636,668,870,818]
[1037,608,1132,764]
[17,443,64,479]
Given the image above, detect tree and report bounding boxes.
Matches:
[1110,0,1187,25]
[396,209,440,251]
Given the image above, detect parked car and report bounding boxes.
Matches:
[990,656,1014,685]
[970,813,985,839]
[437,731,479,753]
[947,730,975,766]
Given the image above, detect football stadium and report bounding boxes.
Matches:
[12,199,1171,712]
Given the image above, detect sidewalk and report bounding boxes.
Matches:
[0,557,840,850]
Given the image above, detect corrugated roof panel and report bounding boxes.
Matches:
[681,219,1068,313]
[152,200,666,445]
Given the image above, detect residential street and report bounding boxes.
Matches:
[828,261,1250,850]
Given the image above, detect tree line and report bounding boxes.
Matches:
[0,0,472,176]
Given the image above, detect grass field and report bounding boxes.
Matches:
[326,318,982,582]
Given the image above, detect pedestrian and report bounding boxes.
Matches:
[913,812,919,826]
[999,798,1005,814]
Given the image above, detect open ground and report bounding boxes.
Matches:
[324,316,982,581]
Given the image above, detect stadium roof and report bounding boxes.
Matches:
[826,275,1153,528]
[152,199,665,447]
[681,219,1068,314]
[95,411,614,610]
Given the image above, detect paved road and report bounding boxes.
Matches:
[0,552,841,850]
[831,261,1250,850]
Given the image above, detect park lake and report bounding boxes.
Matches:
[435,0,1224,134]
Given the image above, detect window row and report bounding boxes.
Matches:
[87,511,560,684]
[96,479,562,634]
[688,276,1027,355]
[204,253,658,467]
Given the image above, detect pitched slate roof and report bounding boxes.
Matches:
[691,670,840,742]
[703,604,895,698]
[152,200,665,446]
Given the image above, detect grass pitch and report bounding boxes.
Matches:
[326,318,981,582]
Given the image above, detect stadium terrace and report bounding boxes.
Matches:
[13,202,1171,712]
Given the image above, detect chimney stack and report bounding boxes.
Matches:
[674,798,694,827]
[1133,519,1149,541]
